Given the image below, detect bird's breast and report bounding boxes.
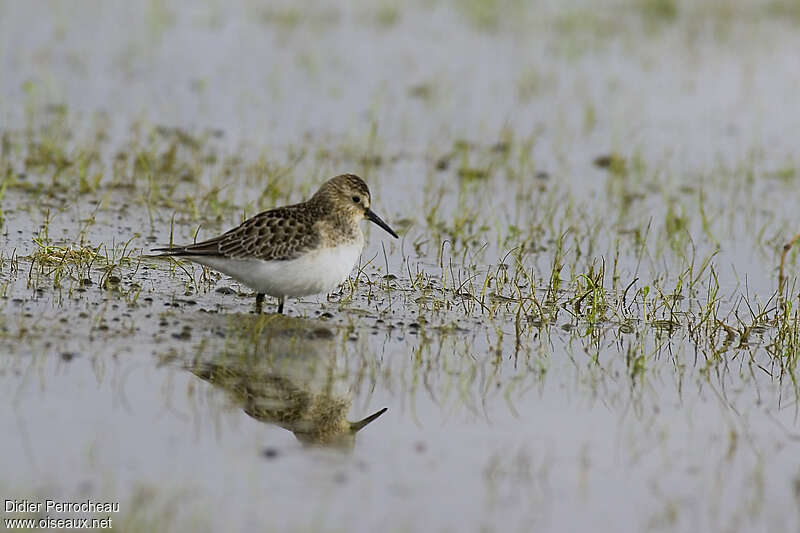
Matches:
[266,240,363,296]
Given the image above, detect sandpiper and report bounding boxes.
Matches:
[153,174,398,314]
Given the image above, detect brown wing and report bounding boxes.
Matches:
[153,206,321,261]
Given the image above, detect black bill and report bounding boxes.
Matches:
[350,407,389,433]
[365,208,399,238]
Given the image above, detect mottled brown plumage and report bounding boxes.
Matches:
[153,174,384,261]
[161,206,322,261]
[152,174,398,314]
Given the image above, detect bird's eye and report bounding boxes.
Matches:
[352,196,361,203]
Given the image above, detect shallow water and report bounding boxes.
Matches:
[2,1,800,532]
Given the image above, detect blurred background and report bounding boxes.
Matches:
[2,1,800,532]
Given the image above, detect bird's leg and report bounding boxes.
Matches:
[277,296,285,315]
[255,293,265,313]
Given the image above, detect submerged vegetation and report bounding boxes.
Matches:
[3,1,800,531]
[3,108,800,399]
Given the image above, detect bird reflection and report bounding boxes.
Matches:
[188,315,386,449]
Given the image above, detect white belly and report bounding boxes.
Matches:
[186,242,363,297]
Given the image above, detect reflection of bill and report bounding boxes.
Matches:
[190,317,387,450]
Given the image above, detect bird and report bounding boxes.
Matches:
[152,174,399,314]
